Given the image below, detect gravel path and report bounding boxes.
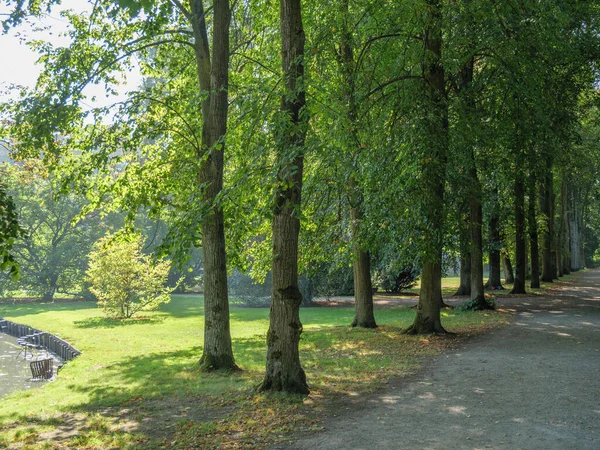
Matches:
[287,270,600,450]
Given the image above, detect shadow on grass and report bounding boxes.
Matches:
[0,301,95,319]
[73,316,165,329]
[66,336,267,414]
[229,309,270,323]
[159,295,204,318]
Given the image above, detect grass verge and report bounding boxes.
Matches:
[0,289,510,449]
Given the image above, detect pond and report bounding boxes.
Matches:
[0,333,43,397]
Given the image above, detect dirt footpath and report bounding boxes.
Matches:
[286,271,600,450]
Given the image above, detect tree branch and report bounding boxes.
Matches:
[169,0,192,22]
[231,52,278,75]
[356,32,420,72]
[73,39,195,98]
[364,74,420,99]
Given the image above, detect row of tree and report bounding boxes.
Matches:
[1,0,599,394]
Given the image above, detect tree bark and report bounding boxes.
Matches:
[560,179,570,275]
[350,227,376,328]
[458,51,488,310]
[528,170,540,289]
[503,251,515,284]
[42,289,56,303]
[486,206,503,290]
[339,0,376,329]
[581,188,589,268]
[260,0,309,394]
[469,172,488,308]
[350,193,376,328]
[569,184,583,271]
[42,272,58,303]
[540,168,555,282]
[191,0,238,371]
[455,212,471,295]
[565,204,572,273]
[470,169,490,310]
[405,0,447,335]
[551,179,558,278]
[511,173,527,294]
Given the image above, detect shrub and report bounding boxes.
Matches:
[373,265,420,293]
[459,296,496,311]
[86,233,174,318]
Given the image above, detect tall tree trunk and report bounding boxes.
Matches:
[565,205,572,273]
[469,171,487,307]
[350,207,376,328]
[511,173,527,294]
[551,183,558,278]
[339,0,376,329]
[42,288,56,303]
[569,184,582,271]
[42,272,59,303]
[528,172,540,288]
[191,0,238,371]
[560,179,570,275]
[455,211,471,295]
[486,204,503,290]
[580,187,589,268]
[503,251,515,284]
[540,168,555,282]
[405,0,447,335]
[459,52,488,310]
[260,0,309,394]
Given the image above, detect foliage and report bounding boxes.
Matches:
[373,265,420,293]
[0,182,24,281]
[307,264,355,299]
[86,232,173,318]
[227,269,271,306]
[0,162,103,300]
[459,296,496,312]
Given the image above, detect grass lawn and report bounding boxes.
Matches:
[0,288,509,449]
[402,274,562,297]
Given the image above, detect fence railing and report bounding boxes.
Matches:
[0,318,81,362]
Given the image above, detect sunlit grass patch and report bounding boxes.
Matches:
[0,294,508,448]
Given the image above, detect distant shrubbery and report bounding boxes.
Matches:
[372,265,420,293]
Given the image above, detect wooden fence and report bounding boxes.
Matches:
[0,318,81,362]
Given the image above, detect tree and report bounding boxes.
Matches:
[3,0,239,370]
[189,0,238,371]
[0,162,99,300]
[485,190,504,290]
[453,0,489,310]
[511,134,527,294]
[87,232,173,318]
[260,0,310,394]
[527,150,540,289]
[337,0,376,329]
[454,212,471,296]
[404,0,448,335]
[0,181,23,281]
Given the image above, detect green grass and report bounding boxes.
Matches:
[0,293,508,449]
[403,274,568,297]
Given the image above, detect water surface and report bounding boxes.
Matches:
[0,333,42,397]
